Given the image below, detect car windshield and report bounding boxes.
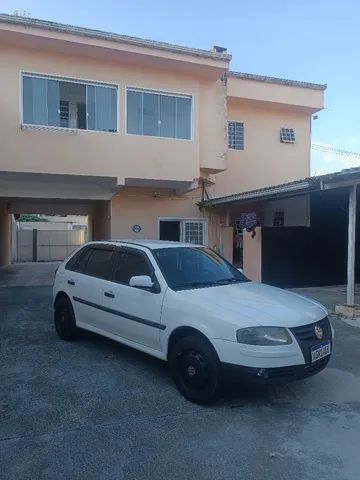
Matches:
[153,247,249,290]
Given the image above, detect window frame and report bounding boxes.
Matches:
[125,85,193,141]
[227,120,245,151]
[157,217,208,245]
[20,71,120,134]
[280,127,296,144]
[111,246,161,293]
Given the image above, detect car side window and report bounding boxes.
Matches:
[71,248,93,273]
[65,246,90,271]
[113,250,152,285]
[83,248,114,280]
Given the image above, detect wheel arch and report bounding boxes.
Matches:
[166,326,214,360]
[54,290,71,307]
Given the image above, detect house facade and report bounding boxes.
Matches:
[0,14,325,278]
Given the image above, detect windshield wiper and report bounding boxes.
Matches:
[215,278,240,285]
[175,281,216,290]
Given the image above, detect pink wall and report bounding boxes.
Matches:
[243,228,262,282]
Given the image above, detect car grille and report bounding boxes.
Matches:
[290,317,332,363]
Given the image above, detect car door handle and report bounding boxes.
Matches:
[67,280,75,286]
[104,291,115,298]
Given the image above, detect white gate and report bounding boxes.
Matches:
[16,229,85,262]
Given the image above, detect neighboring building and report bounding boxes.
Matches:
[0,14,325,277]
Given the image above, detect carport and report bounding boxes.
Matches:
[0,171,120,267]
[201,168,360,307]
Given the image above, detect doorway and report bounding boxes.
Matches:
[159,220,180,241]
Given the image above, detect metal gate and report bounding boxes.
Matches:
[16,229,85,262]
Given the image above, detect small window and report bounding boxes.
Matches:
[184,221,204,245]
[228,121,244,150]
[113,250,152,285]
[280,128,295,143]
[273,211,285,227]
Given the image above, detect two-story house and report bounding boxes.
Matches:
[0,14,325,278]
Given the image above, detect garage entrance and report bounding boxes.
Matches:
[0,197,112,267]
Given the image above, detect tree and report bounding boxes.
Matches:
[17,215,49,222]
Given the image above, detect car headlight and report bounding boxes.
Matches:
[236,327,292,346]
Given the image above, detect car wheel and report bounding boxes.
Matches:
[169,335,221,405]
[54,297,79,341]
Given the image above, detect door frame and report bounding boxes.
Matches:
[157,217,208,245]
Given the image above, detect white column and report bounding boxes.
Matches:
[347,184,357,305]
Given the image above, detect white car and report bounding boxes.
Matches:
[53,240,333,404]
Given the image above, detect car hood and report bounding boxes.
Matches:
[177,282,328,328]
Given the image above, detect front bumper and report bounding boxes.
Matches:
[214,317,333,384]
[222,355,330,384]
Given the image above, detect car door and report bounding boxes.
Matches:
[100,246,165,351]
[65,244,115,332]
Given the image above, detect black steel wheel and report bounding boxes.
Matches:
[169,335,221,404]
[54,296,79,341]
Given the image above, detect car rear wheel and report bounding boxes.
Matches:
[54,297,79,341]
[169,335,221,405]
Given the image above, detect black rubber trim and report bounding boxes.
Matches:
[221,355,330,384]
[73,296,166,330]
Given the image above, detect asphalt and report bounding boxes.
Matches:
[1,275,360,479]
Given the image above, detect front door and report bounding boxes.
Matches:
[100,247,165,351]
[67,245,115,331]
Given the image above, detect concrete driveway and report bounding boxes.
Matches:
[1,266,360,479]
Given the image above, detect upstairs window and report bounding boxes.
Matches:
[228,121,244,150]
[22,74,118,132]
[280,128,295,143]
[126,88,192,140]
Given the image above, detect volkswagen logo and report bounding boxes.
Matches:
[314,325,323,339]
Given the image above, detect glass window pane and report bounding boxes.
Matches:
[47,79,60,127]
[127,90,142,135]
[22,76,33,124]
[94,86,117,132]
[143,92,159,137]
[160,95,176,138]
[86,85,95,131]
[113,251,151,285]
[176,97,191,139]
[23,76,48,126]
[84,248,114,279]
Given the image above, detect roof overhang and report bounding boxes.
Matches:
[201,168,360,208]
[227,72,325,113]
[0,14,230,78]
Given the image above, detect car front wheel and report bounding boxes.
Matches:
[169,335,221,405]
[54,297,79,341]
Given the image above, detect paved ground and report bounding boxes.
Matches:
[292,285,360,312]
[1,265,360,479]
[0,262,59,287]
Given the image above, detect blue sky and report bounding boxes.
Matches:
[2,0,359,174]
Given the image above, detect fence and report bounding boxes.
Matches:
[16,229,86,262]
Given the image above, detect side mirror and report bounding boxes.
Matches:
[129,275,154,289]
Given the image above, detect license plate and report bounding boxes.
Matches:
[311,342,331,363]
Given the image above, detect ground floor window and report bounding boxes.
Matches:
[159,219,207,245]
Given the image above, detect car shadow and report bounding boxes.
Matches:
[76,329,289,407]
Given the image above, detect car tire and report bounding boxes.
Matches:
[169,335,222,405]
[54,297,79,341]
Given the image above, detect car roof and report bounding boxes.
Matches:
[88,239,205,250]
